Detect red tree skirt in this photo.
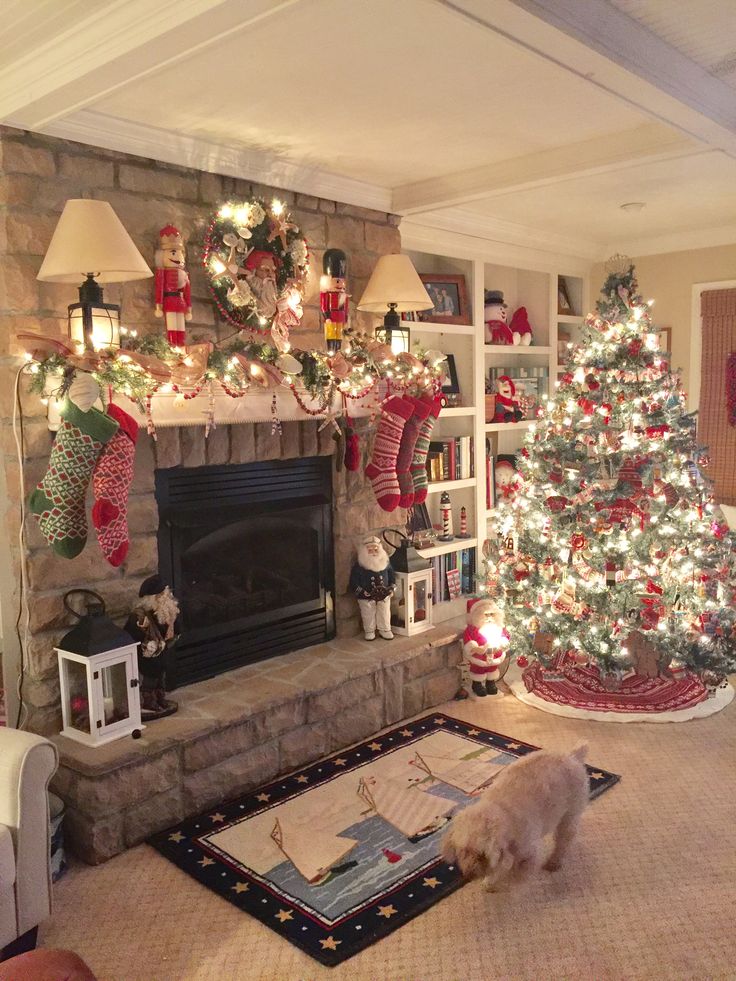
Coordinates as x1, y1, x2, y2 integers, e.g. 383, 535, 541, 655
522, 659, 708, 714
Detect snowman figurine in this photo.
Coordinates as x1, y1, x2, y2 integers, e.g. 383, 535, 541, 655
484, 290, 514, 345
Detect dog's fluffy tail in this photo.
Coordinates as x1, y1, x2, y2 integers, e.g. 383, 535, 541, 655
570, 743, 588, 763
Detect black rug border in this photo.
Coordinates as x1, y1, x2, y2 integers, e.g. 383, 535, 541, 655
149, 713, 620, 967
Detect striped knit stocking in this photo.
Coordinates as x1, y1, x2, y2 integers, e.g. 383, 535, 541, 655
396, 396, 432, 508
365, 395, 414, 511
410, 397, 442, 505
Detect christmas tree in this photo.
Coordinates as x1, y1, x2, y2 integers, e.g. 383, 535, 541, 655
489, 258, 736, 687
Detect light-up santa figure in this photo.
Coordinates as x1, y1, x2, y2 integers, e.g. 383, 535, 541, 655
463, 598, 510, 696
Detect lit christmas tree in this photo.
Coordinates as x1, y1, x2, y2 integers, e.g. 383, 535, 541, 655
489, 258, 736, 693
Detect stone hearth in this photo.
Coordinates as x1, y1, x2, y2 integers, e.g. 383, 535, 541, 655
51, 622, 463, 864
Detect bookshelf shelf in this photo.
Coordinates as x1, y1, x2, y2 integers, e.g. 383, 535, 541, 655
410, 321, 475, 335
426, 478, 476, 493
416, 537, 478, 559
484, 419, 535, 433
484, 345, 551, 355
441, 406, 476, 417
556, 314, 585, 325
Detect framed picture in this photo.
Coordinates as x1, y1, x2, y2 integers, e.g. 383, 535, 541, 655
658, 326, 672, 352
439, 353, 460, 397
557, 276, 574, 315
417, 274, 469, 324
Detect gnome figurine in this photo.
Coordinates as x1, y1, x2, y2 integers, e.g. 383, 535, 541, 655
155, 225, 192, 347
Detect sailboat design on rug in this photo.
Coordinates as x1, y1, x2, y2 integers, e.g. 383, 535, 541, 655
357, 776, 456, 841
270, 817, 358, 885
409, 751, 500, 796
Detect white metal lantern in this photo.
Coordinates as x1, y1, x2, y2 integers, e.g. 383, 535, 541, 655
57, 590, 143, 747
387, 532, 434, 636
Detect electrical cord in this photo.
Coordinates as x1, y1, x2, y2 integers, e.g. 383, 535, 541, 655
12, 363, 31, 729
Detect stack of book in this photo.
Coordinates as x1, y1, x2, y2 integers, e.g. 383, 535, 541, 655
431, 548, 476, 605
425, 436, 475, 483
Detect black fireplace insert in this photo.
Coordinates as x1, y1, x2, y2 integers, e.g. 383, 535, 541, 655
156, 457, 334, 687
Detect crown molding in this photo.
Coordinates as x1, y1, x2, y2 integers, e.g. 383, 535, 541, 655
604, 224, 736, 259
38, 110, 393, 214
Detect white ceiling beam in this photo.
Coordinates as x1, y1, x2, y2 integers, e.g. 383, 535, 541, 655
433, 0, 736, 156
1, 0, 301, 130
393, 124, 699, 215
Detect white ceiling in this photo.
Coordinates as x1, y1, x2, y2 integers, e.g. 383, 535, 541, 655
3, 0, 736, 260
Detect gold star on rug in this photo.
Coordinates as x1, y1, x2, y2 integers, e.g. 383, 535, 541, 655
368, 741, 382, 751
275, 909, 293, 923
256, 792, 270, 803
467, 728, 480, 736
168, 831, 185, 843
320, 936, 341, 951
210, 812, 225, 823
590, 771, 605, 780
506, 742, 522, 750
377, 904, 397, 919
295, 775, 309, 784
334, 757, 348, 767
423, 876, 441, 889
399, 729, 413, 737
198, 856, 215, 867
433, 718, 447, 725
232, 882, 249, 894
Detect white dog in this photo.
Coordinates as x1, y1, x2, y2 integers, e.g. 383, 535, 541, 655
441, 744, 589, 892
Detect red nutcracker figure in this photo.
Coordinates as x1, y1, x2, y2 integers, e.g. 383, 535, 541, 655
155, 225, 191, 346
320, 248, 349, 353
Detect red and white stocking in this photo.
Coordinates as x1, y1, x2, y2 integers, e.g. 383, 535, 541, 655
92, 403, 139, 567
365, 395, 414, 511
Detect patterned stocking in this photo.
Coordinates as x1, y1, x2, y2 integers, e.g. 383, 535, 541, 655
410, 397, 442, 505
92, 403, 139, 567
396, 397, 432, 508
29, 400, 119, 558
365, 395, 414, 511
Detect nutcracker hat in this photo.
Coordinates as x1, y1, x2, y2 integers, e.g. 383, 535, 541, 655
244, 249, 282, 272
497, 374, 516, 395
159, 225, 184, 249
139, 575, 168, 598
323, 248, 347, 278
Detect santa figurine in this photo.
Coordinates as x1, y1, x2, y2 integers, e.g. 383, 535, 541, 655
243, 250, 281, 320
463, 598, 510, 696
124, 575, 180, 720
349, 535, 396, 641
484, 290, 513, 345
493, 375, 524, 422
320, 248, 349, 353
154, 225, 192, 347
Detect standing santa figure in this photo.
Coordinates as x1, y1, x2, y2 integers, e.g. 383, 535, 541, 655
155, 225, 192, 346
463, 598, 509, 696
349, 535, 396, 641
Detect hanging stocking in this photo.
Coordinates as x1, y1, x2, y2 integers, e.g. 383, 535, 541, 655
365, 395, 414, 511
396, 396, 432, 508
410, 397, 442, 505
92, 403, 139, 567
29, 400, 119, 558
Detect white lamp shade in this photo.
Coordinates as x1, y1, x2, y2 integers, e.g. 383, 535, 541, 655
37, 199, 152, 283
357, 254, 433, 314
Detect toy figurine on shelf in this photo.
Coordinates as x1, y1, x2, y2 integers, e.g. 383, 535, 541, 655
463, 598, 510, 697
495, 459, 520, 501
493, 375, 524, 423
457, 505, 472, 539
509, 306, 533, 345
439, 490, 454, 541
320, 248, 349, 353
349, 535, 396, 641
124, 575, 180, 721
154, 225, 192, 347
484, 290, 513, 345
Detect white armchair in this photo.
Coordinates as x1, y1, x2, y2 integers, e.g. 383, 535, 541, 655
0, 728, 58, 958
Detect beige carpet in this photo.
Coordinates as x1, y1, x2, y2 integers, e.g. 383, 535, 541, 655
42, 682, 736, 981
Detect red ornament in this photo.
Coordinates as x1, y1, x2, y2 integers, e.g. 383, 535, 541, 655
628, 339, 643, 357
577, 397, 595, 415
545, 495, 569, 513
645, 424, 670, 439
570, 532, 587, 551
516, 654, 529, 668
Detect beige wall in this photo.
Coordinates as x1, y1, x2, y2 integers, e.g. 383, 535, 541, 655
592, 244, 736, 397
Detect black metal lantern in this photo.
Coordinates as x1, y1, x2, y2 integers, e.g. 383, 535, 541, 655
67, 274, 121, 352
375, 304, 411, 355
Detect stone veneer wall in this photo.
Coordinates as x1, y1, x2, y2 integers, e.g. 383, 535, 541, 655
0, 125, 407, 734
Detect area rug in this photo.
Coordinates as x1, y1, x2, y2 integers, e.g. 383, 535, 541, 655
510, 658, 733, 723
149, 714, 619, 966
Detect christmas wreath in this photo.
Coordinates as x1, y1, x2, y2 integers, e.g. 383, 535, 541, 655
202, 199, 309, 350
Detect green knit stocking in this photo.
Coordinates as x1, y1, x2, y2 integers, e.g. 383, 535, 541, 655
29, 399, 119, 558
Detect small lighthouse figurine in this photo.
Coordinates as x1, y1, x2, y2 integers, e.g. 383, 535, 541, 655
457, 505, 471, 539
320, 248, 349, 353
439, 491, 454, 541
154, 225, 192, 347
